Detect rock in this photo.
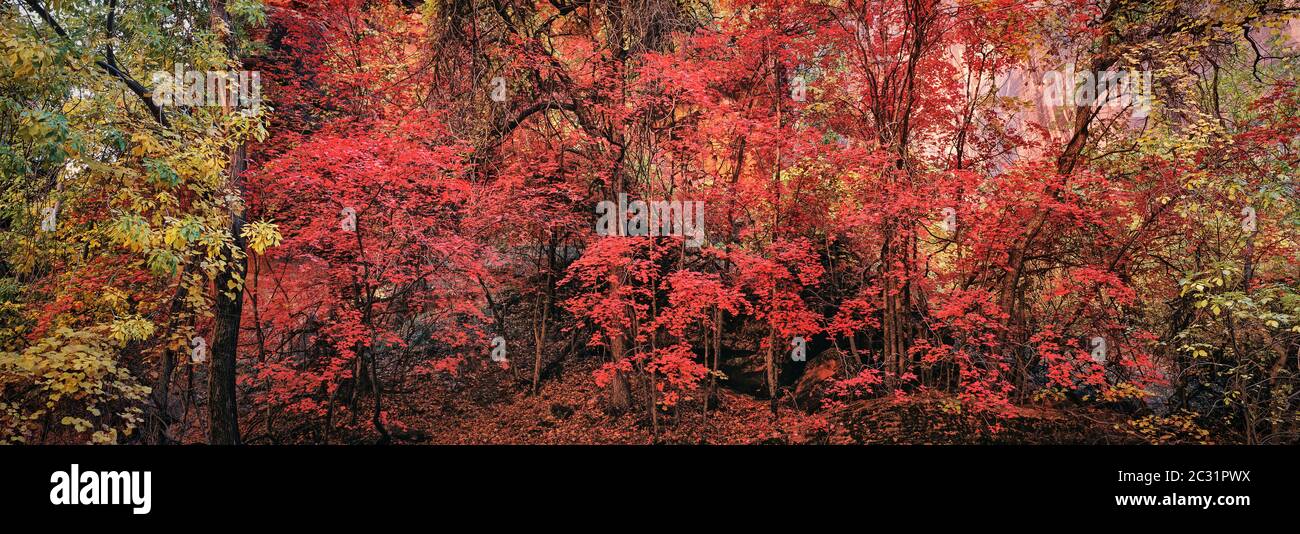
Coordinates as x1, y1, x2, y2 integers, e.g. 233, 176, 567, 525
718, 352, 769, 396
794, 348, 846, 411
715, 326, 822, 397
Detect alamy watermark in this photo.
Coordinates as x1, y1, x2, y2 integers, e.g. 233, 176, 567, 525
490, 336, 508, 362
39, 205, 57, 233
190, 336, 206, 364
50, 464, 151, 515
1090, 336, 1107, 363
595, 193, 706, 247
490, 77, 508, 102
939, 207, 957, 233
1039, 68, 1152, 118
339, 207, 357, 232
151, 66, 262, 109
1241, 206, 1257, 233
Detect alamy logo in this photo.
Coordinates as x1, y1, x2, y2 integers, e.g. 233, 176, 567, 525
151, 66, 262, 109
595, 193, 705, 247
939, 207, 957, 233
490, 335, 508, 362
1041, 68, 1152, 118
39, 205, 57, 233
49, 464, 152, 515
190, 336, 207, 363
1089, 336, 1107, 363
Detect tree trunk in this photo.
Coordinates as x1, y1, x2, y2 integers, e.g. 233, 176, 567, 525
368, 348, 390, 444
765, 324, 778, 415
208, 144, 246, 445
607, 327, 632, 412
606, 264, 632, 413
147, 261, 200, 444
531, 252, 552, 395
206, 0, 245, 445
880, 229, 909, 385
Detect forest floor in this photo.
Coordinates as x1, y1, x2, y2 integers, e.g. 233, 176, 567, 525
386, 357, 1139, 445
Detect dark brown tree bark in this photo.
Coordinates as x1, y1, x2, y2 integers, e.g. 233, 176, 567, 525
208, 146, 246, 445
206, 0, 246, 445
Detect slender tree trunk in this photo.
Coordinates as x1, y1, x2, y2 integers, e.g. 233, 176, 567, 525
607, 329, 633, 412
766, 324, 778, 415
605, 178, 632, 411
606, 266, 632, 413
148, 346, 179, 444
704, 305, 722, 422
209, 143, 245, 445
206, 0, 245, 445
768, 41, 783, 417
531, 262, 551, 395
148, 261, 200, 444
368, 348, 390, 444
881, 229, 908, 385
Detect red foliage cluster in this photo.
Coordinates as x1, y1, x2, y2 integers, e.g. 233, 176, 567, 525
208, 0, 1299, 443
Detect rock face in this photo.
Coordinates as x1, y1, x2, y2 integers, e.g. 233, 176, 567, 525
713, 324, 836, 399
718, 346, 849, 405
793, 348, 845, 412
718, 352, 770, 397
717, 350, 807, 398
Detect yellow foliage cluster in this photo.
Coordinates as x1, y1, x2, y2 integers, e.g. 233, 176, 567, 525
1119, 412, 1214, 445
0, 327, 150, 444
1100, 382, 1148, 403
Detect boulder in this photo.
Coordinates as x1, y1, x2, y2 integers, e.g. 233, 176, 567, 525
794, 348, 846, 411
